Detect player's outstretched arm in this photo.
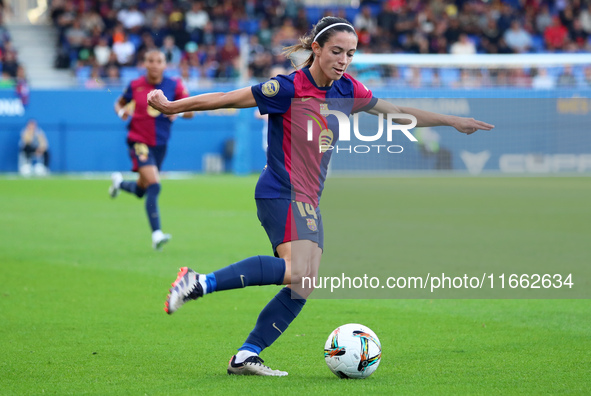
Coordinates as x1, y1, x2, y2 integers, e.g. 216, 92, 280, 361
368, 98, 494, 135
148, 87, 256, 115
114, 96, 131, 121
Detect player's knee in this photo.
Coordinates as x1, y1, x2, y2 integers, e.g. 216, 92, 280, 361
146, 182, 161, 195
290, 273, 316, 299
138, 171, 160, 189
286, 262, 314, 285
277, 244, 319, 285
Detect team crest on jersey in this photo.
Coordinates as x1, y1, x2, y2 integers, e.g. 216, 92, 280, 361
307, 218, 318, 231
319, 129, 334, 153
262, 80, 280, 97
134, 143, 150, 162
147, 105, 161, 117
126, 100, 136, 115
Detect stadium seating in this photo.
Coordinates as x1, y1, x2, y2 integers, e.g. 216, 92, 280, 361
56, 1, 591, 89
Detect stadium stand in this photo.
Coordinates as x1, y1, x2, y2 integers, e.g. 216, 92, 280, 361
0, 5, 18, 86
5, 0, 591, 89
0, 2, 35, 103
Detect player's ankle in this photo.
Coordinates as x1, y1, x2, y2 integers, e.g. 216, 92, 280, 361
235, 350, 258, 364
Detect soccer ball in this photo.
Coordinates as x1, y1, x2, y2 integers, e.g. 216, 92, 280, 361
324, 323, 382, 379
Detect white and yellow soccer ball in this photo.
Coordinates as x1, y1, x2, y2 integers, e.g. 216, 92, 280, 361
324, 323, 382, 379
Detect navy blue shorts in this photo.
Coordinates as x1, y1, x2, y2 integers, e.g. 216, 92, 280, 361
127, 141, 167, 172
256, 198, 324, 256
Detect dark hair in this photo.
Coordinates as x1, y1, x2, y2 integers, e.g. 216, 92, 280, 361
283, 17, 357, 69
144, 48, 166, 61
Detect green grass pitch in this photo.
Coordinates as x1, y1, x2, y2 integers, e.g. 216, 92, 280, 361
1, 175, 589, 395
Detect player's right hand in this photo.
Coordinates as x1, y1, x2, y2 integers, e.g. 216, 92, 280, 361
147, 89, 171, 114
118, 108, 130, 121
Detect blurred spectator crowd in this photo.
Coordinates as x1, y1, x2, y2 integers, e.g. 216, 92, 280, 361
41, 0, 591, 89
0, 3, 29, 103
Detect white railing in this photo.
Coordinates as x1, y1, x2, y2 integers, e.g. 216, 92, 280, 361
353, 53, 591, 68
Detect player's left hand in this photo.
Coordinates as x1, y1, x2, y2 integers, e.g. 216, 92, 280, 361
147, 89, 171, 114
452, 116, 495, 135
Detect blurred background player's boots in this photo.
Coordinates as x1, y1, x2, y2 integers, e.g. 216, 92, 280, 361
152, 230, 171, 251
109, 172, 123, 198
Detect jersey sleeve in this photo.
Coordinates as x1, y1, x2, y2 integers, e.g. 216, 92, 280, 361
122, 82, 133, 103
348, 75, 378, 113
251, 75, 294, 115
173, 78, 190, 100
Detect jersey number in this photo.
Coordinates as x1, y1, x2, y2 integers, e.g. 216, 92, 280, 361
295, 201, 317, 219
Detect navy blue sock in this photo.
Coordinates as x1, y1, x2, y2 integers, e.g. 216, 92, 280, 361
240, 287, 306, 353
120, 181, 146, 198
207, 256, 285, 293
145, 183, 161, 232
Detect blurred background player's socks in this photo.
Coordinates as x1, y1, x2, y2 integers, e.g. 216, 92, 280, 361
145, 183, 161, 231
201, 256, 285, 293
121, 181, 146, 198
237, 287, 306, 360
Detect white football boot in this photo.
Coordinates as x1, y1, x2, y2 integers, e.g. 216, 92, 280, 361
109, 172, 123, 198
164, 267, 202, 314
227, 355, 288, 376
152, 230, 171, 251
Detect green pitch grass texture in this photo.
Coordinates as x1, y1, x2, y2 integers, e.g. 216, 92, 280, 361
0, 176, 589, 395
319, 176, 590, 299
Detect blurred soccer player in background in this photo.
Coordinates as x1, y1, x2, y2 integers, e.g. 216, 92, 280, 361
148, 17, 493, 376
110, 49, 193, 250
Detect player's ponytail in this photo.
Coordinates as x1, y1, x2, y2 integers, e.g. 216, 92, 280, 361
283, 17, 356, 70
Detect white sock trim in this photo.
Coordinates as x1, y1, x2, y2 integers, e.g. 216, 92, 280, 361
198, 275, 208, 295
152, 230, 164, 240
235, 350, 258, 364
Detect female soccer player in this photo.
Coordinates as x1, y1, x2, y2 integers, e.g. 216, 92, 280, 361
148, 17, 494, 376
111, 49, 193, 250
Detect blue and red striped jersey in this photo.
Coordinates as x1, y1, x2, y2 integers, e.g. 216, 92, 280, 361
123, 76, 189, 146
252, 67, 376, 207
